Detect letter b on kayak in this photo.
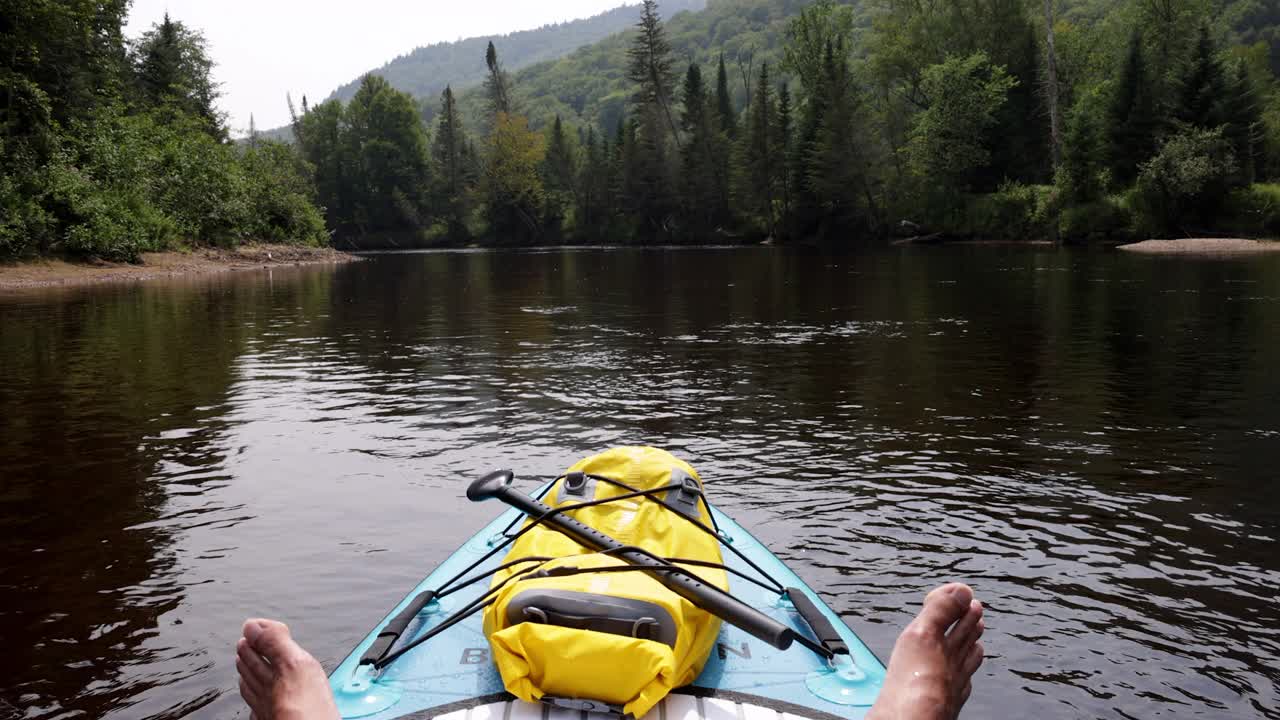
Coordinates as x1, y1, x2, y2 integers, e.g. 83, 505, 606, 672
482, 447, 728, 718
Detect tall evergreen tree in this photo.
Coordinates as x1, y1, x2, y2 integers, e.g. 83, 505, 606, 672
716, 55, 737, 138
679, 63, 720, 238
577, 126, 610, 238
807, 40, 873, 234
432, 85, 472, 238
1222, 58, 1263, 184
611, 116, 632, 227
775, 82, 795, 236
627, 0, 680, 144
1060, 92, 1109, 202
1109, 32, 1159, 185
132, 13, 224, 138
541, 115, 577, 236
484, 41, 514, 119
744, 63, 778, 237
1178, 24, 1226, 129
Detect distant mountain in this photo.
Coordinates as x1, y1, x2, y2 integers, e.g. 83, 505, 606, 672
257, 0, 705, 140
453, 0, 833, 135
326, 0, 706, 105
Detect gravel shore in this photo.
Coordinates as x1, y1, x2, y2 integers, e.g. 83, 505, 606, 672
1117, 238, 1280, 254
0, 244, 358, 291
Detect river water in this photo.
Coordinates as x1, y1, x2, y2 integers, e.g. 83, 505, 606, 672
2, 247, 1278, 719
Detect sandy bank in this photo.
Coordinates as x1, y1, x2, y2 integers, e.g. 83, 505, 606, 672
1118, 238, 1280, 254
0, 244, 358, 291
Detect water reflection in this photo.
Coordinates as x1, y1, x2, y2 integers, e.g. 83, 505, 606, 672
1, 248, 1278, 719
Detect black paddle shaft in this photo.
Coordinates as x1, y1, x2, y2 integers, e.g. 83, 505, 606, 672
466, 470, 796, 651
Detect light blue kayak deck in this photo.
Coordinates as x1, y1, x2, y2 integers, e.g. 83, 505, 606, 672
329, 491, 885, 720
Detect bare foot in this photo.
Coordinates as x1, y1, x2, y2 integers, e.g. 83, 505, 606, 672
236, 619, 341, 720
866, 583, 986, 720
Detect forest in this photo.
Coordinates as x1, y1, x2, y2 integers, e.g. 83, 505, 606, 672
293, 0, 1280, 247
5, 0, 1280, 259
1, 4, 326, 261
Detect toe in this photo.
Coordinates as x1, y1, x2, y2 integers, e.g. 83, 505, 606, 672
945, 599, 983, 655
915, 583, 974, 633
961, 640, 985, 677
237, 654, 270, 703
237, 637, 275, 684
239, 676, 267, 718
244, 619, 311, 670
959, 679, 972, 705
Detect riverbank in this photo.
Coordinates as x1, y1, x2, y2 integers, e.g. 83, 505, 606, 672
1118, 238, 1280, 254
0, 244, 358, 291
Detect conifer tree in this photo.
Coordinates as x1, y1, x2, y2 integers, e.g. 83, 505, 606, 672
716, 54, 737, 138
611, 116, 630, 217
744, 63, 777, 237
577, 126, 609, 237
1109, 32, 1159, 185
1178, 24, 1226, 129
610, 116, 640, 233
1221, 59, 1263, 184
775, 82, 794, 236
807, 41, 866, 231
484, 41, 513, 119
432, 85, 471, 238
1060, 92, 1108, 202
542, 115, 577, 235
627, 0, 680, 144
132, 13, 224, 138
680, 63, 719, 238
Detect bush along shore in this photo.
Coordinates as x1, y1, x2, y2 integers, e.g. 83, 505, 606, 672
3, 11, 328, 264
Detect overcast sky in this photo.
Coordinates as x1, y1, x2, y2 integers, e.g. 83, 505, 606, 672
124, 0, 627, 133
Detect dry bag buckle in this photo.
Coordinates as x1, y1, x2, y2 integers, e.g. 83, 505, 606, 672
561, 471, 595, 498
542, 696, 625, 716
663, 469, 703, 520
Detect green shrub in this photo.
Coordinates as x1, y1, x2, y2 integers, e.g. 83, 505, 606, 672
1132, 126, 1239, 236
1060, 196, 1133, 241
239, 141, 329, 246
0, 170, 48, 258
43, 144, 176, 262
1220, 183, 1280, 237
966, 183, 1056, 240
145, 116, 253, 246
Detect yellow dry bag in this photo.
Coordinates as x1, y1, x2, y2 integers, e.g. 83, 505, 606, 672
482, 447, 727, 718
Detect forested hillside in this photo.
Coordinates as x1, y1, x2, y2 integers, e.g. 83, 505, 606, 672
10, 0, 1280, 261
455, 0, 830, 135
2, 6, 326, 261
289, 0, 1280, 249
326, 0, 706, 107
464, 0, 1280, 142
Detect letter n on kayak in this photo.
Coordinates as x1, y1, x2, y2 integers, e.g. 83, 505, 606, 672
717, 642, 750, 660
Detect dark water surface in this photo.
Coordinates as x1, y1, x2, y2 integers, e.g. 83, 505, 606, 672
2, 247, 1279, 720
